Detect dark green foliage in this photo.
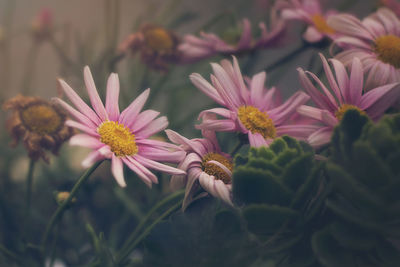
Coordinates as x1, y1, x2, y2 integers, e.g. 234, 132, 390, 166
140, 198, 257, 267
233, 136, 324, 266
314, 111, 400, 266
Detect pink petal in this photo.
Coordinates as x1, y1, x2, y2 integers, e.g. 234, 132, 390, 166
348, 57, 364, 105
65, 120, 99, 137
198, 108, 233, 120
69, 134, 103, 149
138, 146, 186, 163
82, 150, 105, 168
119, 88, 150, 126
189, 73, 225, 106
198, 173, 232, 205
54, 98, 97, 128
303, 26, 324, 43
57, 79, 101, 125
105, 73, 120, 121
112, 155, 126, 187
134, 154, 186, 176
248, 132, 268, 147
83, 66, 108, 121
308, 126, 333, 147
129, 110, 160, 132
361, 83, 400, 119
122, 157, 154, 187
196, 119, 237, 132
268, 91, 310, 125
211, 63, 241, 108
136, 116, 168, 138
165, 129, 206, 155
250, 71, 267, 107
182, 168, 202, 211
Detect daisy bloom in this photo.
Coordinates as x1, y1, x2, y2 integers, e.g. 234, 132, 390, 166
54, 66, 185, 187
166, 129, 233, 209
118, 24, 180, 71
276, 0, 338, 43
328, 8, 400, 89
3, 95, 74, 162
297, 54, 400, 147
178, 12, 285, 64
191, 56, 316, 147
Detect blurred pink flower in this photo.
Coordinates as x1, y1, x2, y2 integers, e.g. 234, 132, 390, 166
191, 56, 317, 147
328, 8, 400, 89
166, 129, 233, 209
178, 14, 286, 63
380, 0, 400, 17
54, 66, 185, 187
31, 8, 53, 41
297, 54, 400, 147
276, 0, 338, 43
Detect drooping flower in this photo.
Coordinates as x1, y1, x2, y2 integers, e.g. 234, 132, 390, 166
328, 8, 400, 89
54, 66, 185, 187
118, 24, 180, 71
297, 54, 400, 147
166, 129, 233, 209
276, 0, 338, 43
191, 57, 316, 147
3, 95, 74, 162
178, 12, 286, 63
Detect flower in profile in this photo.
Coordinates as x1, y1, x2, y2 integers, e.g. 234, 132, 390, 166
191, 57, 315, 147
3, 95, 74, 162
178, 12, 285, 63
328, 8, 400, 89
276, 0, 338, 43
166, 130, 233, 209
118, 24, 180, 71
54, 66, 185, 187
297, 54, 400, 147
31, 8, 53, 41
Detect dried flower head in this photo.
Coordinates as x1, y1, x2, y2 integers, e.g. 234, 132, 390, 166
119, 24, 180, 71
3, 95, 74, 162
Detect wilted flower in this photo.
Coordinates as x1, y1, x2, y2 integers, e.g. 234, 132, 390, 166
166, 130, 233, 209
178, 13, 285, 63
328, 8, 400, 89
191, 56, 316, 147
3, 95, 74, 162
276, 0, 338, 43
118, 24, 180, 71
31, 8, 53, 41
297, 54, 400, 147
54, 66, 185, 187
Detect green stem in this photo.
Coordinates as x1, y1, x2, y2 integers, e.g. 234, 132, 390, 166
23, 159, 35, 236
41, 160, 103, 251
230, 140, 244, 156
21, 42, 39, 94
116, 190, 184, 262
264, 42, 310, 73
116, 201, 182, 265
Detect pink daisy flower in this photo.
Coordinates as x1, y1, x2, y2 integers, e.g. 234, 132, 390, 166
191, 56, 317, 147
328, 8, 400, 89
166, 129, 233, 209
178, 14, 285, 64
276, 0, 338, 43
297, 54, 400, 147
54, 66, 185, 187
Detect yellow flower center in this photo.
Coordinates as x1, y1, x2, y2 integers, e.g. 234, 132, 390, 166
238, 105, 276, 139
97, 121, 138, 157
20, 104, 63, 135
311, 14, 335, 34
144, 27, 174, 53
374, 34, 400, 68
201, 153, 233, 184
335, 104, 366, 121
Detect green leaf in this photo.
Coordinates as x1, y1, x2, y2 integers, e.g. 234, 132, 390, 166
269, 139, 288, 155
329, 221, 378, 251
281, 153, 313, 191
233, 167, 292, 206
242, 204, 298, 235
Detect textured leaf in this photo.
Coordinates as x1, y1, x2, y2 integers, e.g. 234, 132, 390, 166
242, 204, 298, 235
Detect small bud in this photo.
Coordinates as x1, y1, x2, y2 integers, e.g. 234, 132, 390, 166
55, 191, 77, 205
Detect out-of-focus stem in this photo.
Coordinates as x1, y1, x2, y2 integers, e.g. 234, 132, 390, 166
23, 159, 35, 236
264, 42, 310, 73
21, 42, 39, 94
115, 190, 184, 263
